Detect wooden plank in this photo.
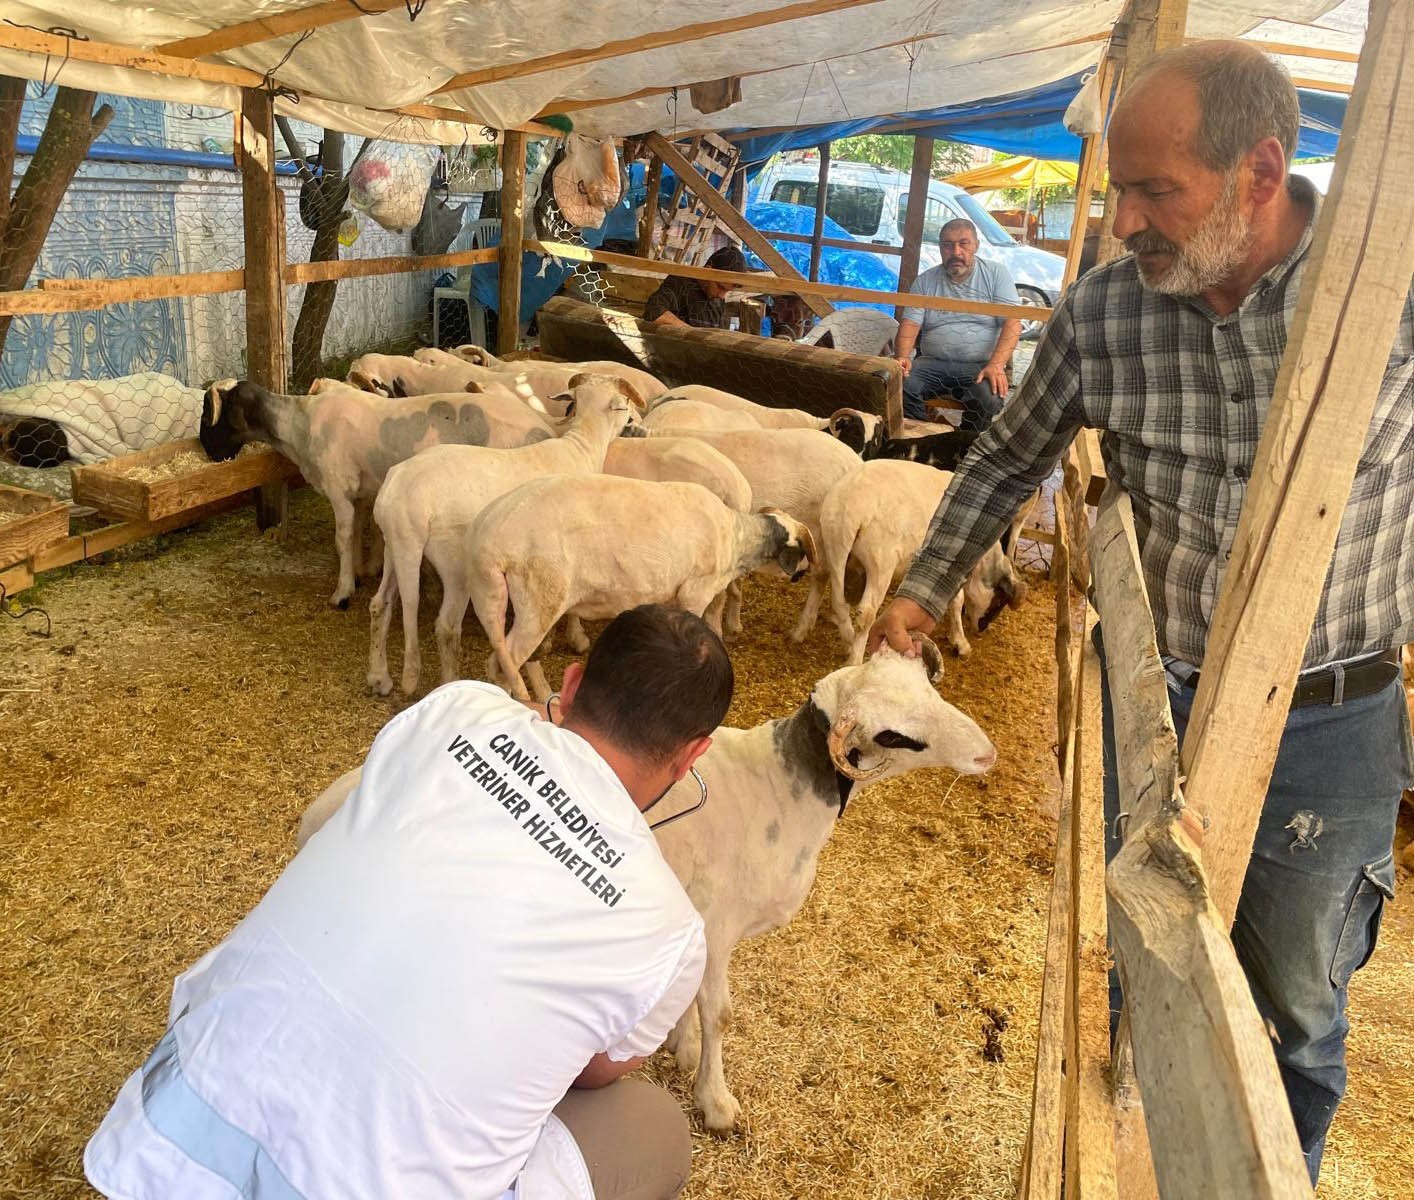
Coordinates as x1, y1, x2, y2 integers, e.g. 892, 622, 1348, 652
1069, 621, 1118, 1200
527, 241, 1048, 321
239, 87, 290, 533
0, 270, 245, 317
1063, 54, 1115, 291
433, 0, 886, 92
1288, 76, 1353, 96
1203, 37, 1359, 64
71, 440, 300, 523
758, 229, 903, 256
898, 135, 934, 297
284, 246, 497, 285
643, 133, 833, 319
158, 0, 405, 58
809, 143, 831, 283
1180, 0, 1414, 926
638, 155, 664, 256
497, 130, 529, 356
0, 484, 67, 569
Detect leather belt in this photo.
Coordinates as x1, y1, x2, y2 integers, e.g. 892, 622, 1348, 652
1178, 649, 1401, 708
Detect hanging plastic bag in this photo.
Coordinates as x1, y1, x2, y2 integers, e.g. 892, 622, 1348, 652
348, 142, 441, 233
550, 133, 621, 230
1064, 69, 1104, 138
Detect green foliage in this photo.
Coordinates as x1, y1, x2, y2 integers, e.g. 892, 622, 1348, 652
832, 135, 977, 178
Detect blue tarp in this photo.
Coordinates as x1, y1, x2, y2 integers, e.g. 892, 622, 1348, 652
741, 200, 898, 315
730, 72, 1346, 170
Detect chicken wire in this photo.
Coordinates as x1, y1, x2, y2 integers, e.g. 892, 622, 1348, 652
0, 82, 509, 498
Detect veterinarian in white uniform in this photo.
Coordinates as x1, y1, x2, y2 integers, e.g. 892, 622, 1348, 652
85, 605, 732, 1200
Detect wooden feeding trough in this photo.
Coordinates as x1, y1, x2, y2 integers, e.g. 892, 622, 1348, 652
0, 482, 69, 570
70, 439, 299, 523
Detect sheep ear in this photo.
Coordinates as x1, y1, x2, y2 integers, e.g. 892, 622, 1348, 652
567, 372, 591, 390
615, 376, 648, 412
915, 636, 946, 684
348, 369, 379, 393
464, 380, 484, 393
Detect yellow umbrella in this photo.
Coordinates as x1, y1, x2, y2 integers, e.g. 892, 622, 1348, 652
943, 156, 1081, 191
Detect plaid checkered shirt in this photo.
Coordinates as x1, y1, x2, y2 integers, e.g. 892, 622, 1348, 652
898, 177, 1414, 670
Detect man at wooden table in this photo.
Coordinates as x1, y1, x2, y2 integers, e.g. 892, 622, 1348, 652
871, 41, 1413, 1185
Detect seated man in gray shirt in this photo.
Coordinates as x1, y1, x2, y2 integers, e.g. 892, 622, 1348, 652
896, 219, 1022, 430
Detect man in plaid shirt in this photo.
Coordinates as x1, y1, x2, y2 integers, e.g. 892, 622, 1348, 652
872, 42, 1412, 1183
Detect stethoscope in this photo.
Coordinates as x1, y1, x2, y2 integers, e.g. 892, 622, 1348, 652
544, 693, 708, 831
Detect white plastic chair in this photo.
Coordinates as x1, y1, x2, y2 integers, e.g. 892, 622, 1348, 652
433, 218, 501, 348
798, 309, 899, 356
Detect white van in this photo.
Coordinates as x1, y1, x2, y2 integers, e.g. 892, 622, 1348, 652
751, 156, 1064, 329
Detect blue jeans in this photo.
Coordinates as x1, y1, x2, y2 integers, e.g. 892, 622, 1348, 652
901, 357, 1002, 429
1098, 631, 1408, 1184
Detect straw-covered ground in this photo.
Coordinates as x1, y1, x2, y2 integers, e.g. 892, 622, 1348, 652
1, 491, 1410, 1198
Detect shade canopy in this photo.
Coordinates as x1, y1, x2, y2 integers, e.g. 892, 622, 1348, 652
945, 157, 1082, 192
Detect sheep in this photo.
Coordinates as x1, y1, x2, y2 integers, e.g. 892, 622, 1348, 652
647, 384, 828, 430
640, 397, 761, 434
686, 427, 864, 642
367, 376, 639, 697
825, 408, 981, 470
199, 378, 556, 608
821, 459, 1028, 663
353, 351, 666, 413
467, 475, 816, 702
296, 642, 995, 1132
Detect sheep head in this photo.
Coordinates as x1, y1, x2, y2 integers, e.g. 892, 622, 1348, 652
200, 379, 265, 462
757, 508, 815, 583
810, 646, 995, 784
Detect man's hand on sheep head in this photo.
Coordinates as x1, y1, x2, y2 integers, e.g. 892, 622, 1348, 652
867, 597, 937, 658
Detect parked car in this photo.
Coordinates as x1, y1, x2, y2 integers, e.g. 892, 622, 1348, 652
750, 156, 1063, 337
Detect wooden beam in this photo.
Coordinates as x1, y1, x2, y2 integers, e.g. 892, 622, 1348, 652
530, 241, 1048, 319
158, 1, 405, 58
1179, 0, 1414, 926
809, 144, 831, 283
758, 229, 903, 256
497, 130, 528, 356
0, 24, 551, 138
1091, 488, 1312, 1199
0, 270, 245, 317
434, 0, 885, 93
1186, 36, 1360, 64
638, 155, 664, 256
1289, 76, 1354, 95
239, 87, 289, 532
284, 246, 497, 285
897, 136, 933, 299
643, 132, 833, 319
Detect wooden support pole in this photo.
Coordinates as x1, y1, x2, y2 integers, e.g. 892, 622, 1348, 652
898, 135, 934, 298
1092, 489, 1312, 1199
809, 143, 831, 282
643, 132, 832, 318
496, 130, 529, 356
638, 155, 663, 257
1097, 0, 1191, 265
1179, 0, 1414, 926
238, 87, 289, 533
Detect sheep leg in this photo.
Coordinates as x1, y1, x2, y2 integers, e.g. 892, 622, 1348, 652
350, 499, 369, 580
366, 546, 399, 695
561, 615, 590, 654
848, 567, 892, 666
692, 945, 742, 1133
703, 591, 727, 637
787, 568, 826, 644
668, 1002, 702, 1073
391, 538, 426, 695
524, 658, 553, 704
328, 494, 359, 609
723, 580, 743, 639
944, 591, 971, 657
435, 571, 472, 686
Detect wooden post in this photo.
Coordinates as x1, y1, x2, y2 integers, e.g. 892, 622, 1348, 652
643, 132, 832, 317
897, 135, 933, 298
1092, 490, 1313, 1200
497, 130, 528, 356
808, 142, 831, 282
638, 154, 663, 256
1178, 0, 1414, 925
238, 86, 289, 532
1096, 0, 1190, 264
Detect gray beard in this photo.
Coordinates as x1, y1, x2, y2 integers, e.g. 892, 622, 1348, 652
1128, 170, 1254, 296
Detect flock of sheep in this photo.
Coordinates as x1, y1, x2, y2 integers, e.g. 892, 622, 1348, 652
200, 345, 1027, 1128
199, 343, 1027, 702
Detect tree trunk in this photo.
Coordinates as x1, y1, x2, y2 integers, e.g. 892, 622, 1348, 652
289, 129, 348, 392
0, 83, 114, 356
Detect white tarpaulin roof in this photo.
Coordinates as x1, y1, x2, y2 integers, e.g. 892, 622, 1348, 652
0, 0, 1364, 145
